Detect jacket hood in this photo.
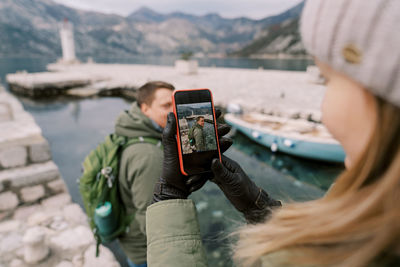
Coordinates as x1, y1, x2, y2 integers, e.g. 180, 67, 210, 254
115, 102, 162, 140
194, 123, 203, 129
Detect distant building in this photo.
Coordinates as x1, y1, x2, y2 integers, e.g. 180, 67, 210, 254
59, 18, 77, 64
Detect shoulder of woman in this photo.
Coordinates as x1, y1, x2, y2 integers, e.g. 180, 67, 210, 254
261, 250, 291, 267
260, 250, 315, 267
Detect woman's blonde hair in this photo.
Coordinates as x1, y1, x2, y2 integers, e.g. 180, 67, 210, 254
234, 97, 400, 267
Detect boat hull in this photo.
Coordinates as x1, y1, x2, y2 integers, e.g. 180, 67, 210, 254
225, 114, 345, 163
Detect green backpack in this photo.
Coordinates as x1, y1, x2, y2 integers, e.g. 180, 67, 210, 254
188, 125, 196, 146
78, 133, 161, 256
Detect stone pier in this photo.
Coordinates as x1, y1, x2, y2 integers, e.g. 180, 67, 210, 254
0, 85, 120, 267
6, 62, 326, 120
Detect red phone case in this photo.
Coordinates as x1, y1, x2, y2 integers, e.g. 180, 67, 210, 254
172, 89, 222, 176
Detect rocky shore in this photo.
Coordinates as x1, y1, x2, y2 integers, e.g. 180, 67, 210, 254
0, 85, 120, 267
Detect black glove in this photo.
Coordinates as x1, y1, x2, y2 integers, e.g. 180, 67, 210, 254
211, 156, 282, 224
153, 110, 233, 202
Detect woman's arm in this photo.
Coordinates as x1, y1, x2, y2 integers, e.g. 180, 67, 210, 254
146, 199, 208, 267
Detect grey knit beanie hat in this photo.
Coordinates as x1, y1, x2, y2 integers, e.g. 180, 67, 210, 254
300, 0, 400, 107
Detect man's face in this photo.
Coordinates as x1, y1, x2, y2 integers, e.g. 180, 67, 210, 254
197, 118, 205, 127
141, 88, 173, 128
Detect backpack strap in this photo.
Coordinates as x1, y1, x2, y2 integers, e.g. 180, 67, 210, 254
123, 136, 163, 150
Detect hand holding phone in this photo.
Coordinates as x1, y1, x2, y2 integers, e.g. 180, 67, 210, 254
153, 110, 232, 202
152, 89, 233, 203
173, 89, 222, 176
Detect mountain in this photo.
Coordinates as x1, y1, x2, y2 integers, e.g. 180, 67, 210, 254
232, 2, 306, 57
127, 7, 167, 23
0, 0, 305, 58
231, 18, 307, 58
258, 1, 304, 26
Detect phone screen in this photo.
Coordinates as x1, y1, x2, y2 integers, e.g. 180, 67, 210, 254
174, 89, 220, 175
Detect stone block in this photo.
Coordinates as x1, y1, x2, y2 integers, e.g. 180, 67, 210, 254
0, 232, 22, 256
0, 122, 42, 148
20, 185, 45, 203
63, 203, 87, 225
0, 103, 12, 122
49, 217, 69, 231
72, 254, 84, 267
50, 225, 94, 254
56, 261, 74, 267
41, 193, 71, 209
0, 220, 21, 233
0, 161, 60, 188
47, 179, 67, 194
29, 140, 51, 163
83, 245, 120, 267
27, 211, 54, 227
23, 226, 50, 264
9, 259, 24, 267
13, 204, 41, 220
0, 146, 27, 169
0, 211, 10, 221
15, 246, 24, 258
175, 59, 198, 75
0, 191, 19, 211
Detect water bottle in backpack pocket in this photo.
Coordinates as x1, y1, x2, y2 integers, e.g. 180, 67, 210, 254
94, 202, 118, 236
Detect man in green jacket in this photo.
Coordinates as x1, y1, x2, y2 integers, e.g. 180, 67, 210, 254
114, 81, 174, 267
193, 116, 206, 151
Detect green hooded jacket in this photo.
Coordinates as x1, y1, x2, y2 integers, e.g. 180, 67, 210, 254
193, 124, 206, 151
115, 102, 163, 265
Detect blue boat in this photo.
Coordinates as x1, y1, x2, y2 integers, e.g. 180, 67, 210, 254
224, 113, 345, 163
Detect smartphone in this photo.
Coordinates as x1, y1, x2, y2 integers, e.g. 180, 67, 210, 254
173, 89, 222, 176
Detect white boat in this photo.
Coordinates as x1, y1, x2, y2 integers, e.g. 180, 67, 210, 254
224, 113, 345, 163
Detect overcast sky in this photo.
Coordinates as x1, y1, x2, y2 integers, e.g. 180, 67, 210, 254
53, 0, 303, 19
